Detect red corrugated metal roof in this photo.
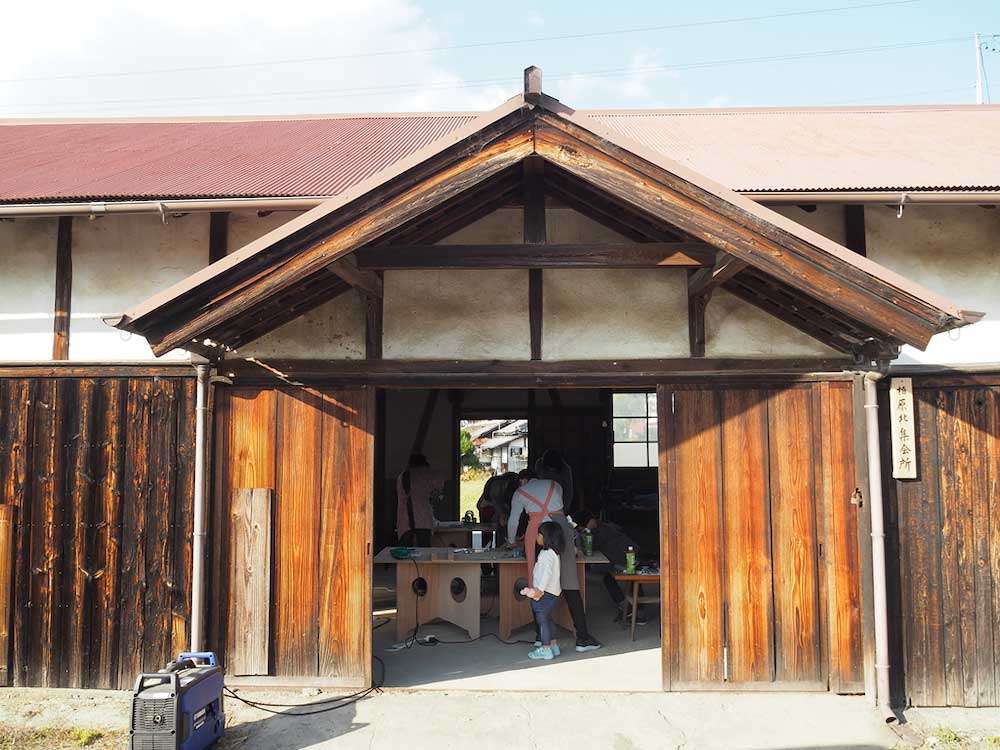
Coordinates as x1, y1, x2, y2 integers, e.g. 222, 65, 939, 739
2, 104, 999, 202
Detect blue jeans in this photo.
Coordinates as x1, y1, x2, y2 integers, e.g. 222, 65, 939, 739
530, 592, 560, 644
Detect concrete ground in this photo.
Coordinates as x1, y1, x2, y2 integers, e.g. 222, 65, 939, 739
373, 564, 662, 690
0, 686, 908, 750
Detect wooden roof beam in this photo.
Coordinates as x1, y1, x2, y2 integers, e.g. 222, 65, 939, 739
356, 242, 714, 269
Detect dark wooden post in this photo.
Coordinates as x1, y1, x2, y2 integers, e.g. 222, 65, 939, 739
365, 272, 384, 359
523, 157, 546, 360
209, 212, 229, 264
53, 216, 73, 360
845, 206, 867, 256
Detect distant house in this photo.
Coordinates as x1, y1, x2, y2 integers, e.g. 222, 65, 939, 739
476, 419, 528, 473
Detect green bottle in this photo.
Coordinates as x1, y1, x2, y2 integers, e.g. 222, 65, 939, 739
625, 545, 636, 574
581, 528, 594, 557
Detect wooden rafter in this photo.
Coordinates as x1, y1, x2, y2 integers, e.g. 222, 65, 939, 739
688, 252, 749, 298
328, 258, 383, 298
356, 242, 713, 269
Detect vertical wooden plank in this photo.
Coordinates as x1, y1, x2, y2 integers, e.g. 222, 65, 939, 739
967, 389, 995, 706
223, 389, 277, 673
62, 379, 96, 687
273, 389, 321, 676
657, 384, 673, 691
671, 389, 724, 684
844, 205, 867, 257
0, 505, 13, 686
2, 380, 33, 687
117, 379, 152, 687
141, 379, 179, 673
821, 382, 864, 692
228, 488, 271, 676
938, 389, 979, 706
318, 388, 374, 686
768, 386, 822, 683
27, 379, 64, 687
89, 379, 125, 688
720, 388, 773, 683
170, 379, 196, 659
52, 216, 73, 360
986, 387, 1000, 706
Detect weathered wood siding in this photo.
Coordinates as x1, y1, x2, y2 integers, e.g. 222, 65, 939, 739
209, 386, 373, 687
658, 381, 864, 692
0, 376, 195, 688
886, 375, 1000, 707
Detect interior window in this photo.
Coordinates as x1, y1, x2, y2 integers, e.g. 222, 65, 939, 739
611, 391, 657, 468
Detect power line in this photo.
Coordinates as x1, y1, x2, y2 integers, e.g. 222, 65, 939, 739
0, 0, 921, 85
0, 35, 973, 115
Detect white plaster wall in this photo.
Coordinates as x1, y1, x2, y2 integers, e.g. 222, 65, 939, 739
865, 205, 1000, 365
383, 269, 530, 359
0, 218, 57, 361
439, 208, 522, 244
544, 269, 689, 359
237, 291, 366, 359
69, 213, 208, 360
706, 289, 842, 358
227, 210, 305, 252
772, 204, 846, 245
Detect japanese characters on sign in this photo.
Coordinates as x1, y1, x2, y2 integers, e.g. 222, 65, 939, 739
889, 377, 917, 479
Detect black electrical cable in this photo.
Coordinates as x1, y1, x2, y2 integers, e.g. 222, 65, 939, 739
222, 656, 385, 716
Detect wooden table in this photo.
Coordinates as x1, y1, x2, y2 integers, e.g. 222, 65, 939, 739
432, 522, 496, 549
375, 547, 609, 642
375, 547, 482, 640
613, 571, 661, 641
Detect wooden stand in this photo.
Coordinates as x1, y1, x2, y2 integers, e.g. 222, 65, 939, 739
498, 561, 586, 641
393, 560, 482, 640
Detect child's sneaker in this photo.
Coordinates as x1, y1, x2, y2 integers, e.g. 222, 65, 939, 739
551, 643, 561, 657
528, 646, 554, 660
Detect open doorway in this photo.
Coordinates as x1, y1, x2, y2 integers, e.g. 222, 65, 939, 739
372, 387, 662, 691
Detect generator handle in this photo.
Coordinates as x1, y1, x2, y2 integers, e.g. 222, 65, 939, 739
132, 671, 180, 696
177, 651, 218, 667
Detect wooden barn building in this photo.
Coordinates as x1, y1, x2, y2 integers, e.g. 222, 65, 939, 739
1, 70, 998, 713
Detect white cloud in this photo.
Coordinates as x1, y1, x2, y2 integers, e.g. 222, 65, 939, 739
551, 49, 683, 108
0, 0, 517, 117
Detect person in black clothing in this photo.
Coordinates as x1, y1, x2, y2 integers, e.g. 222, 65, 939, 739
576, 511, 647, 625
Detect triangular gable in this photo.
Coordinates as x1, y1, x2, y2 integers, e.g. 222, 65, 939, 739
115, 80, 980, 359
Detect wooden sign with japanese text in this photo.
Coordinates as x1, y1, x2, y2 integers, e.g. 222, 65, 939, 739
889, 377, 917, 479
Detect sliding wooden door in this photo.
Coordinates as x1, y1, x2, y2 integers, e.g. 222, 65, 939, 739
211, 386, 374, 687
658, 382, 863, 692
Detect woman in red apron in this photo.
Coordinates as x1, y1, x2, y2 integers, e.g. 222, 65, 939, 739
508, 472, 601, 652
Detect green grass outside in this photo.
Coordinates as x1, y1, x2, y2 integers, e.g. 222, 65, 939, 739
459, 476, 488, 521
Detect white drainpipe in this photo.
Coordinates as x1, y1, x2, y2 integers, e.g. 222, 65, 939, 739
190, 364, 211, 652
863, 371, 896, 722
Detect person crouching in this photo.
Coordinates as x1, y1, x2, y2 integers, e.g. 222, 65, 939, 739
520, 521, 564, 660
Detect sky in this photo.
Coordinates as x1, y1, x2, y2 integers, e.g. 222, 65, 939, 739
1, 0, 998, 118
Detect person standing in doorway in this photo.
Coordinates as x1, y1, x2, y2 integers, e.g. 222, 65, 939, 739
536, 449, 575, 513
508, 470, 602, 652
396, 453, 441, 547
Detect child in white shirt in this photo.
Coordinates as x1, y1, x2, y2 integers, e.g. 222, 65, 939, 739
520, 521, 564, 660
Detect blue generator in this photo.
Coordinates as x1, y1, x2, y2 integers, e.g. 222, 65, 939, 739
129, 651, 225, 750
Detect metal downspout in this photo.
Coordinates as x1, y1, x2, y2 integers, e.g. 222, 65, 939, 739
190, 364, 210, 652
863, 371, 896, 722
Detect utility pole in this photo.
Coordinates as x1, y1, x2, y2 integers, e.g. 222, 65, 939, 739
975, 32, 987, 104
